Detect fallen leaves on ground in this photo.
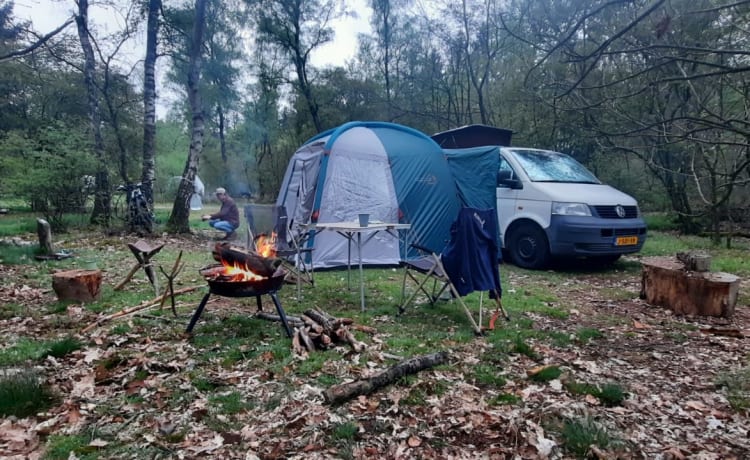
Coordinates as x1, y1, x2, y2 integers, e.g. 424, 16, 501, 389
0, 237, 748, 459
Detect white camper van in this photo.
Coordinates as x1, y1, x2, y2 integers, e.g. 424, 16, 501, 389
495, 147, 647, 269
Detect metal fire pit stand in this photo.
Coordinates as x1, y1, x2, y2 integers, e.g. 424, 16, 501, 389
185, 290, 293, 338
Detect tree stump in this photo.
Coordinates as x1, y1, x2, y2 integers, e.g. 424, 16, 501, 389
52, 269, 103, 302
37, 218, 54, 255
640, 257, 739, 317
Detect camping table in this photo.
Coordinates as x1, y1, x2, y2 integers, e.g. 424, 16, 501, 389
302, 222, 411, 311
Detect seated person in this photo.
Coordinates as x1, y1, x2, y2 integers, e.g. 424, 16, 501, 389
201, 187, 239, 240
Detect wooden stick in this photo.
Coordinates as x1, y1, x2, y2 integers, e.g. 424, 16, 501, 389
323, 351, 449, 405
159, 250, 184, 316
255, 311, 304, 327
114, 263, 141, 291
81, 285, 201, 333
298, 327, 316, 352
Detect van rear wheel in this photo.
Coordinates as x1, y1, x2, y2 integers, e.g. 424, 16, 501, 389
509, 223, 550, 269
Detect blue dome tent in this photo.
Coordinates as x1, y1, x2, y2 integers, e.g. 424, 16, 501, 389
276, 121, 464, 268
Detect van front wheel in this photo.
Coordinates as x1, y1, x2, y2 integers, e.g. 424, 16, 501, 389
508, 224, 550, 269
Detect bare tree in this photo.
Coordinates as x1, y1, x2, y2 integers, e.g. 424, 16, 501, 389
167, 0, 207, 233
74, 0, 110, 226
504, 0, 750, 234
140, 0, 162, 221
250, 0, 346, 133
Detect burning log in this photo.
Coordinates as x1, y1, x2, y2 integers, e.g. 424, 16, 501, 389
212, 243, 282, 278
323, 351, 449, 405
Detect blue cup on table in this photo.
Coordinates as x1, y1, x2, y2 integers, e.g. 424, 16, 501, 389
358, 213, 369, 227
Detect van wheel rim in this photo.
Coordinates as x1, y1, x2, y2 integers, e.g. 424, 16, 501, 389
518, 238, 537, 259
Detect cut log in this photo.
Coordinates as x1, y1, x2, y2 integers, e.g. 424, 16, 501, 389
298, 327, 316, 352
334, 327, 367, 353
323, 351, 449, 405
304, 309, 335, 333
52, 269, 102, 302
640, 257, 740, 317
676, 251, 711, 272
255, 311, 304, 328
212, 243, 282, 278
37, 218, 54, 255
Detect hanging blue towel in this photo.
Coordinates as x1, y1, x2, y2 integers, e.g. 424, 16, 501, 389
441, 208, 501, 297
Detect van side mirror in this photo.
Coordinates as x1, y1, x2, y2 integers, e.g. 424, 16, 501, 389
497, 170, 522, 189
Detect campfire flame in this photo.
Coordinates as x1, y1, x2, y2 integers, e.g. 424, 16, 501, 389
254, 232, 278, 258
219, 260, 265, 282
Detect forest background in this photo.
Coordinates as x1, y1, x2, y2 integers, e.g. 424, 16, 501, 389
0, 0, 749, 238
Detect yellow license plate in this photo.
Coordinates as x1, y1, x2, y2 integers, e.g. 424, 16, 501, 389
615, 236, 638, 246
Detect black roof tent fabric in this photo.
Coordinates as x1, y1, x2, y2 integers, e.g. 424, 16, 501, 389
431, 124, 514, 148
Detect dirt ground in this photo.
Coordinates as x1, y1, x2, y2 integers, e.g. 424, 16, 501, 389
0, 235, 748, 459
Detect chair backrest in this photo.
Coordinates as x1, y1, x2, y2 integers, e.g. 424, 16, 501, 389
243, 205, 257, 236
440, 207, 501, 297
273, 205, 293, 251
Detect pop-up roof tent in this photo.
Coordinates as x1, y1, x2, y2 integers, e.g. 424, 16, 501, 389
431, 124, 513, 148
276, 122, 501, 268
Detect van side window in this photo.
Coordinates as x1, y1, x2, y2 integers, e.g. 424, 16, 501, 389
497, 158, 516, 187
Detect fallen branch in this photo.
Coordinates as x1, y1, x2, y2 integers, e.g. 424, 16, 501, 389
81, 285, 201, 333
699, 327, 745, 338
323, 351, 449, 405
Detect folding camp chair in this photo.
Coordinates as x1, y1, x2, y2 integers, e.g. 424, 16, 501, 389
275, 205, 314, 284
399, 207, 509, 334
244, 205, 258, 251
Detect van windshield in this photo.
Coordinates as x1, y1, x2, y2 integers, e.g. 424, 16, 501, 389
510, 149, 600, 183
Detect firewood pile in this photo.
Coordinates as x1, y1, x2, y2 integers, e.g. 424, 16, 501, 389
256, 307, 368, 355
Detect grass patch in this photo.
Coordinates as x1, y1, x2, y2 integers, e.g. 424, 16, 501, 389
529, 366, 562, 382
560, 417, 620, 457
512, 337, 538, 359
0, 242, 38, 264
43, 434, 99, 460
331, 421, 359, 441
209, 391, 254, 415
0, 338, 50, 365
0, 214, 37, 238
0, 371, 56, 417
296, 351, 332, 377
564, 380, 628, 407
488, 392, 521, 406
575, 327, 603, 344
716, 366, 750, 412
46, 336, 83, 358
472, 363, 507, 387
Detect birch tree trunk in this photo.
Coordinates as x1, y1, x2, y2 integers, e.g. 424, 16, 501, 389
140, 0, 161, 227
167, 0, 207, 233
75, 0, 110, 227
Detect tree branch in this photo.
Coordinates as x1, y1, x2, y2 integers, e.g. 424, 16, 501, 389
0, 17, 75, 62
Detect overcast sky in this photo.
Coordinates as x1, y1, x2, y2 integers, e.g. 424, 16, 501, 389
14, 0, 371, 116
14, 0, 371, 67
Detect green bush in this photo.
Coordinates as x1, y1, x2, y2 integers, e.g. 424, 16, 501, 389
0, 124, 96, 232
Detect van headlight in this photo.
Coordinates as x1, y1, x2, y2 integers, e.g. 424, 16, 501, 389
552, 202, 591, 216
